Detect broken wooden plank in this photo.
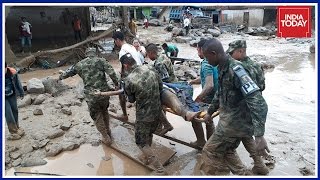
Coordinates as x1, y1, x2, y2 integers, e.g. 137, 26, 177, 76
109, 111, 203, 150
109, 125, 176, 171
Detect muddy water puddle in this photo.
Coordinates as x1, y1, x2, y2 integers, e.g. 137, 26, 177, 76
6, 144, 150, 176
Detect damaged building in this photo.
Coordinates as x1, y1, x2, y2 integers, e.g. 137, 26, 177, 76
5, 6, 91, 54
220, 6, 277, 27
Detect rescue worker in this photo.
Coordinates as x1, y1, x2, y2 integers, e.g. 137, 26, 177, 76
189, 39, 218, 148
120, 53, 167, 175
226, 40, 269, 175
146, 43, 178, 83
162, 43, 179, 59
59, 47, 127, 146
200, 38, 270, 175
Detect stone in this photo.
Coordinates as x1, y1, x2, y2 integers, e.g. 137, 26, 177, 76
165, 36, 173, 42
61, 140, 80, 151
310, 44, 315, 53
46, 144, 63, 157
71, 100, 82, 107
87, 163, 94, 168
33, 109, 43, 115
18, 95, 32, 108
148, 19, 162, 26
20, 143, 34, 154
10, 151, 21, 160
27, 78, 45, 94
60, 121, 72, 131
195, 31, 203, 36
33, 94, 46, 105
175, 36, 193, 44
22, 116, 29, 120
203, 34, 213, 39
41, 76, 69, 96
55, 104, 62, 109
172, 28, 183, 36
61, 107, 72, 115
20, 157, 47, 167
12, 157, 22, 167
189, 39, 201, 47
65, 131, 81, 139
47, 129, 65, 139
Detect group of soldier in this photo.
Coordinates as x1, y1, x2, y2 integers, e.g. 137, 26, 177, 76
59, 30, 270, 176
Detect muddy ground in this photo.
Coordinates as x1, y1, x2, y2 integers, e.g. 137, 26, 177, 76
4, 26, 316, 176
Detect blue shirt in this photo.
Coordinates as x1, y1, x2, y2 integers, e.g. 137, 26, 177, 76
200, 59, 219, 103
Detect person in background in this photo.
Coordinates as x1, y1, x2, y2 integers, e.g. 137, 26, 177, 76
143, 17, 149, 29
183, 15, 191, 36
129, 18, 138, 36
161, 43, 179, 59
19, 17, 32, 53
5, 62, 25, 140
132, 39, 146, 64
72, 15, 82, 42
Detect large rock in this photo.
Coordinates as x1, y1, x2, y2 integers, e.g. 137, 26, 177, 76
61, 140, 80, 151
189, 38, 201, 47
18, 94, 32, 108
20, 156, 47, 167
33, 94, 47, 105
175, 36, 193, 43
10, 151, 22, 160
47, 129, 65, 139
42, 76, 69, 96
46, 144, 63, 157
27, 78, 45, 94
148, 19, 162, 26
60, 121, 72, 131
207, 29, 221, 37
12, 157, 22, 167
172, 28, 183, 36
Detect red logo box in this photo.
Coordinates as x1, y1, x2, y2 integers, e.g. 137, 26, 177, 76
277, 6, 312, 38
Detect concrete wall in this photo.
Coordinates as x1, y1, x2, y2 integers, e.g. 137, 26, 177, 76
6, 6, 90, 46
221, 9, 264, 27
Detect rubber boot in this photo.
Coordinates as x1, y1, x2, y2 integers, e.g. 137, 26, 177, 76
242, 137, 269, 175
225, 150, 250, 175
190, 121, 206, 148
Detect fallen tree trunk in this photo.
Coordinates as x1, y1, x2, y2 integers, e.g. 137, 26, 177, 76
15, 25, 117, 68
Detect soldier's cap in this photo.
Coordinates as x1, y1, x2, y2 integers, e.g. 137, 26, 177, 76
226, 40, 247, 54
85, 47, 96, 55
120, 53, 135, 65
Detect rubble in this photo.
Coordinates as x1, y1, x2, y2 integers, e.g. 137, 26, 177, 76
42, 76, 69, 96
18, 95, 32, 108
47, 129, 65, 139
61, 107, 72, 115
33, 94, 47, 105
148, 19, 162, 26
33, 109, 43, 115
20, 156, 47, 167
27, 78, 45, 94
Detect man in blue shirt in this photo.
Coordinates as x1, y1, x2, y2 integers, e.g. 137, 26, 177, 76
189, 39, 218, 147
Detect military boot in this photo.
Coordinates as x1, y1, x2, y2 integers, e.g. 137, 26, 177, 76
252, 156, 269, 175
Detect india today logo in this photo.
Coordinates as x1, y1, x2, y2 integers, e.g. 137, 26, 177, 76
277, 6, 311, 38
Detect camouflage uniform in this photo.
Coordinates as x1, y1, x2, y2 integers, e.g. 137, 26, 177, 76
201, 56, 268, 175
226, 40, 269, 175
123, 65, 163, 148
60, 50, 119, 143
226, 40, 265, 91
153, 54, 178, 83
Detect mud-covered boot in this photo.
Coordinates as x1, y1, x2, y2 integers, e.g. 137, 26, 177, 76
101, 135, 112, 146
252, 156, 269, 175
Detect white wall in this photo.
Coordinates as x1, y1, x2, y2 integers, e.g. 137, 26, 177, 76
221, 9, 264, 27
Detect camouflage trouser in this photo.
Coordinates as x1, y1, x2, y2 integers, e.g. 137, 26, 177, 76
135, 120, 160, 148
242, 137, 257, 158
87, 97, 110, 139
201, 133, 247, 175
